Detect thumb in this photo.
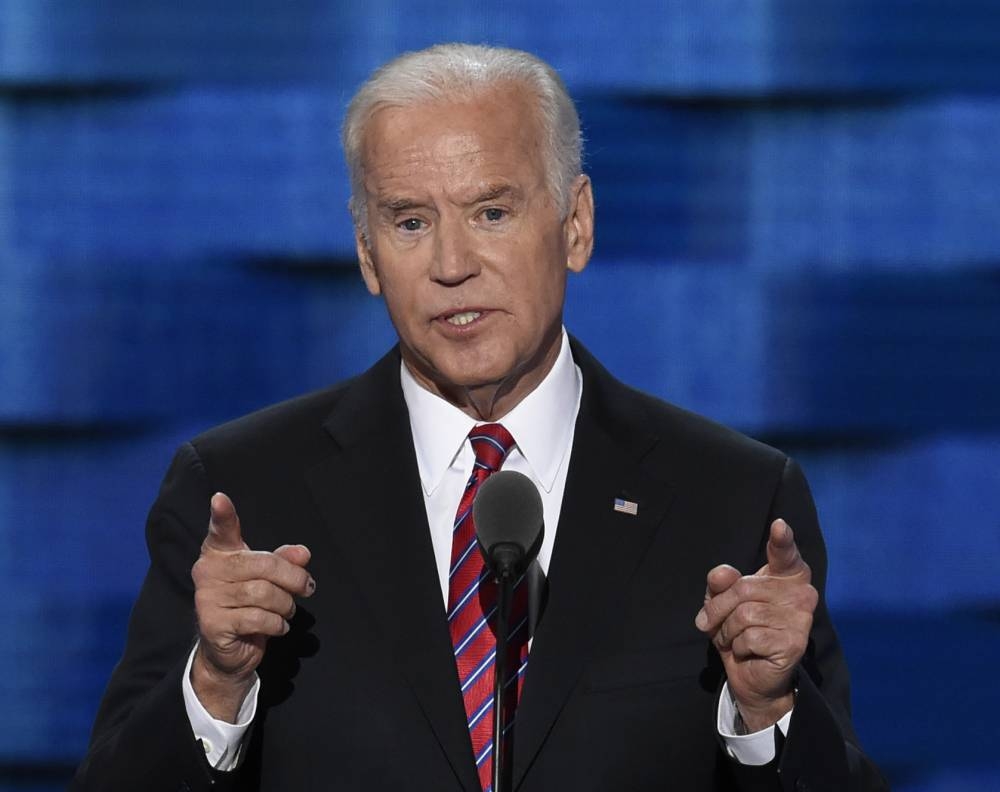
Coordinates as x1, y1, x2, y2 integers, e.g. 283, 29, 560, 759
205, 492, 245, 552
765, 519, 806, 577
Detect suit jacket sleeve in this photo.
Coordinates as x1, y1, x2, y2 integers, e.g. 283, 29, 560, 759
727, 457, 888, 792
72, 442, 239, 792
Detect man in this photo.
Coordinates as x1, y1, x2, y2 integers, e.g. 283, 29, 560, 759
74, 44, 886, 791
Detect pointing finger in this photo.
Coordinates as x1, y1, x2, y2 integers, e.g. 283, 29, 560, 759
697, 564, 741, 629
765, 519, 807, 578
274, 544, 312, 568
205, 492, 245, 552
203, 550, 315, 597
706, 564, 741, 600
274, 544, 316, 596
697, 575, 791, 633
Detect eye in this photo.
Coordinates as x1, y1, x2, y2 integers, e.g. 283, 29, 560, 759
482, 207, 507, 223
397, 217, 425, 233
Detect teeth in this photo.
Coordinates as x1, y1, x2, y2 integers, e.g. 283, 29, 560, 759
446, 311, 481, 326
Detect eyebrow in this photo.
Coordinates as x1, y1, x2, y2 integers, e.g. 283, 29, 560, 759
469, 183, 522, 205
377, 197, 427, 214
375, 183, 524, 215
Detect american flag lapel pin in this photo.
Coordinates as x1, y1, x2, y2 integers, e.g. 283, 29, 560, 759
613, 497, 638, 516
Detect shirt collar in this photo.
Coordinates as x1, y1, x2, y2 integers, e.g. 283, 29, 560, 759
400, 329, 581, 496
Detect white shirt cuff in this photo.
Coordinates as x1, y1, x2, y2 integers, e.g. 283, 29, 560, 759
181, 644, 259, 771
717, 682, 793, 766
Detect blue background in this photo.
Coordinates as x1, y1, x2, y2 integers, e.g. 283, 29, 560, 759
2, 2, 999, 789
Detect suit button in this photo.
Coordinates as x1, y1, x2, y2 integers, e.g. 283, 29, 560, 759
794, 781, 809, 791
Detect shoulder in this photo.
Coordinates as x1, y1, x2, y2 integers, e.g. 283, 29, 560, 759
634, 385, 783, 467
192, 379, 350, 452
572, 337, 789, 484
188, 346, 400, 466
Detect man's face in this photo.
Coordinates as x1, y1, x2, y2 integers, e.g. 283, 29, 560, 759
355, 83, 593, 417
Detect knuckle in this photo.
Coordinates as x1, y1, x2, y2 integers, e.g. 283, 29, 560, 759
264, 611, 284, 635
733, 632, 755, 658
244, 579, 270, 603
790, 584, 817, 613
737, 601, 759, 627
259, 553, 279, 575
233, 550, 260, 575
239, 610, 266, 634
259, 610, 278, 633
231, 613, 249, 635
742, 626, 763, 648
191, 558, 208, 585
274, 589, 293, 615
283, 566, 308, 594
248, 611, 266, 634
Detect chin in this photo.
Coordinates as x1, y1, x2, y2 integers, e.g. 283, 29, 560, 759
423, 340, 509, 379
436, 361, 512, 392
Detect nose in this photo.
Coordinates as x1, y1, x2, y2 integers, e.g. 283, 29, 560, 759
430, 216, 481, 285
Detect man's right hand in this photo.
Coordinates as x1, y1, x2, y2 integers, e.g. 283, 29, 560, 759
190, 492, 315, 722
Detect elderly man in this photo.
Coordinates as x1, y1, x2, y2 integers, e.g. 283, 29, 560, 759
74, 44, 885, 791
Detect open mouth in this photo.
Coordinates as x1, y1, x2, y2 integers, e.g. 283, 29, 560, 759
444, 310, 482, 327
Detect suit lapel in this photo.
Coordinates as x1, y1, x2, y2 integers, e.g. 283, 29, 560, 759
512, 343, 676, 788
303, 349, 480, 791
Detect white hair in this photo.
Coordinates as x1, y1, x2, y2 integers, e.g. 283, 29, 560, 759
342, 43, 583, 239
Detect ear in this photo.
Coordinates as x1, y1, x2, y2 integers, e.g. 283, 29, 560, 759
563, 174, 594, 274
355, 226, 382, 296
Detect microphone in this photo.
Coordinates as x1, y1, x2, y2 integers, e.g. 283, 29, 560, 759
472, 470, 544, 792
473, 470, 544, 579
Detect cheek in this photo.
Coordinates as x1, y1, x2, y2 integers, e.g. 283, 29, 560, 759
382, 283, 420, 326
368, 251, 423, 324
528, 244, 570, 303
503, 230, 565, 287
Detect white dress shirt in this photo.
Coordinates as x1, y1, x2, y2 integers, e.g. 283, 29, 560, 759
182, 329, 788, 769
400, 328, 581, 605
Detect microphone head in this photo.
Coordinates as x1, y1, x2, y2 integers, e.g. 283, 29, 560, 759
473, 470, 544, 577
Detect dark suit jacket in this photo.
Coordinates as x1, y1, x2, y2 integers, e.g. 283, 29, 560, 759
73, 340, 886, 791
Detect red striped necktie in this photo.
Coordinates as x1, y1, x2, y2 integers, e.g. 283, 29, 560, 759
447, 423, 529, 791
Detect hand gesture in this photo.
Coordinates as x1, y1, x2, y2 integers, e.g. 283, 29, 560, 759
695, 519, 817, 731
189, 493, 315, 721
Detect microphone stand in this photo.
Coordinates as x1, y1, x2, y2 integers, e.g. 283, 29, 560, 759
473, 472, 544, 792
490, 552, 518, 792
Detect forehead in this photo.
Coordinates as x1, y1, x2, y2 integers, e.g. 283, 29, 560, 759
360, 85, 547, 198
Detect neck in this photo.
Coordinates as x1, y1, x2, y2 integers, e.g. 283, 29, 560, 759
456, 381, 524, 422
403, 330, 563, 422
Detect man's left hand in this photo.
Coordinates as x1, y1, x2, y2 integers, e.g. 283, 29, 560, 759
695, 519, 818, 732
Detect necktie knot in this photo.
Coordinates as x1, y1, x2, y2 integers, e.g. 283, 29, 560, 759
468, 423, 516, 473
